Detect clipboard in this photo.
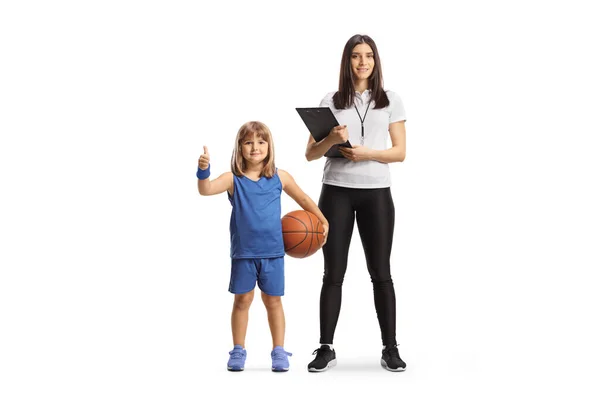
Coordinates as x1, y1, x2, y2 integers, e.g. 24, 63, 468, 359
295, 107, 352, 158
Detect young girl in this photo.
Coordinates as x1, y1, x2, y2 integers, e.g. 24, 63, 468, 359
196, 121, 329, 372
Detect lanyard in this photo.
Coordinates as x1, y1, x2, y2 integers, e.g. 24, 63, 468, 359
353, 100, 371, 145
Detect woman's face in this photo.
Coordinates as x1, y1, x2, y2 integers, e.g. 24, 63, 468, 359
350, 43, 375, 81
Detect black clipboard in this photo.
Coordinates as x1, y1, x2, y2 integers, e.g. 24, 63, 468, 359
295, 107, 351, 158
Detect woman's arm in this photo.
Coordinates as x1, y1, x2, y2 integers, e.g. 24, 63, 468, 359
278, 169, 329, 244
339, 121, 406, 163
371, 121, 406, 163
305, 125, 349, 161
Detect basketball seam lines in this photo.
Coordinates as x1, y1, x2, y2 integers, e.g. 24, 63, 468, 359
282, 215, 308, 253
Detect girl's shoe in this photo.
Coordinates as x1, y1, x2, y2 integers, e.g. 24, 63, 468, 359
227, 345, 247, 371
271, 346, 292, 372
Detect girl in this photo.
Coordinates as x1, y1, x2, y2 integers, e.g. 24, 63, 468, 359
197, 121, 329, 372
305, 34, 407, 372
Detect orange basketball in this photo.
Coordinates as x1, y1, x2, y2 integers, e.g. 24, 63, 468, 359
281, 210, 325, 258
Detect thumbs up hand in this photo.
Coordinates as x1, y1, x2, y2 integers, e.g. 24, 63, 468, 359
198, 146, 210, 170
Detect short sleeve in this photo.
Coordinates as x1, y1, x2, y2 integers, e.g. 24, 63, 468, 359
319, 92, 335, 108
387, 91, 406, 123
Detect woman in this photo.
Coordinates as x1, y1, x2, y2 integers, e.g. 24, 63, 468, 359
305, 34, 407, 372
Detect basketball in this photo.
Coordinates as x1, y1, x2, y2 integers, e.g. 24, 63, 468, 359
281, 210, 325, 258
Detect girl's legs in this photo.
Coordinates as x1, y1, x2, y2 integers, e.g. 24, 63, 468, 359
355, 188, 397, 346
231, 290, 254, 347
263, 292, 292, 372
318, 184, 356, 344
261, 292, 285, 348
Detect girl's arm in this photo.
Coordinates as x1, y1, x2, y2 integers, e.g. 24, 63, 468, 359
278, 169, 329, 244
338, 121, 406, 163
197, 172, 233, 196
197, 146, 234, 196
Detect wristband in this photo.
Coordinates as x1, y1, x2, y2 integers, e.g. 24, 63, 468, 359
196, 164, 210, 180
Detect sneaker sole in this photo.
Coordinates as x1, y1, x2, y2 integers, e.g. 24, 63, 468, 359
308, 358, 337, 372
272, 367, 289, 372
380, 359, 406, 372
227, 367, 244, 372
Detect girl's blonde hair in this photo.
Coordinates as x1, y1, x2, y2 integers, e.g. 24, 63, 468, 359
230, 121, 276, 177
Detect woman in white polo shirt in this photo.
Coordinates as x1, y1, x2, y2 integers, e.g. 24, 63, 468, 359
305, 34, 407, 373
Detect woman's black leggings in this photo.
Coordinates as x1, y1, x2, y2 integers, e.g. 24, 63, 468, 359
318, 184, 397, 346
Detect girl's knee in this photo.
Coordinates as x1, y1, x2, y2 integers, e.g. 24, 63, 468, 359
233, 291, 254, 310
261, 292, 282, 309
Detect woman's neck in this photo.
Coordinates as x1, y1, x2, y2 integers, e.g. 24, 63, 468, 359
354, 79, 369, 94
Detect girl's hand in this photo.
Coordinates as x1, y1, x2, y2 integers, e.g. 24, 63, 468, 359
198, 146, 210, 170
322, 223, 329, 246
328, 125, 349, 145
339, 145, 373, 162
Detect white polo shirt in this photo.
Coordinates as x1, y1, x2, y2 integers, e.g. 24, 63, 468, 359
319, 90, 406, 189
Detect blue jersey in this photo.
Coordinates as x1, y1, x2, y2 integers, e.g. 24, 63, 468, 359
227, 172, 285, 259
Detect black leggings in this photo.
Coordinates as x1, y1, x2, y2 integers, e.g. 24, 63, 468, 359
318, 184, 397, 346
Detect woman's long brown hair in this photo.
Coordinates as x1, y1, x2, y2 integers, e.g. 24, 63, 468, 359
333, 34, 390, 110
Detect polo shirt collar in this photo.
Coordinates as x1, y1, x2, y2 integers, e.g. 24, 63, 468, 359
355, 89, 372, 103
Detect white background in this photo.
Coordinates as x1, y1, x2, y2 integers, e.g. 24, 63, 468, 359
1, 0, 599, 399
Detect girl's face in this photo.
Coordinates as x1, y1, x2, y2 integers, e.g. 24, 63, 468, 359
241, 133, 269, 165
350, 43, 375, 81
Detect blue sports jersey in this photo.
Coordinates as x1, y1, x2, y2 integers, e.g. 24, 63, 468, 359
227, 173, 284, 259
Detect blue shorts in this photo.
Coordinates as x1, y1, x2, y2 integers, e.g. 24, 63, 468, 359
229, 257, 285, 296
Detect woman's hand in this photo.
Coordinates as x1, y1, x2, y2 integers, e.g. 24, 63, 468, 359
339, 145, 373, 162
328, 125, 349, 144
198, 146, 210, 169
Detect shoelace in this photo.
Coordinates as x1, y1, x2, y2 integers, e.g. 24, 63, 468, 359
312, 347, 329, 357
384, 345, 400, 359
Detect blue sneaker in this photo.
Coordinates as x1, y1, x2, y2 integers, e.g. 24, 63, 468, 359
271, 346, 292, 372
227, 345, 246, 371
